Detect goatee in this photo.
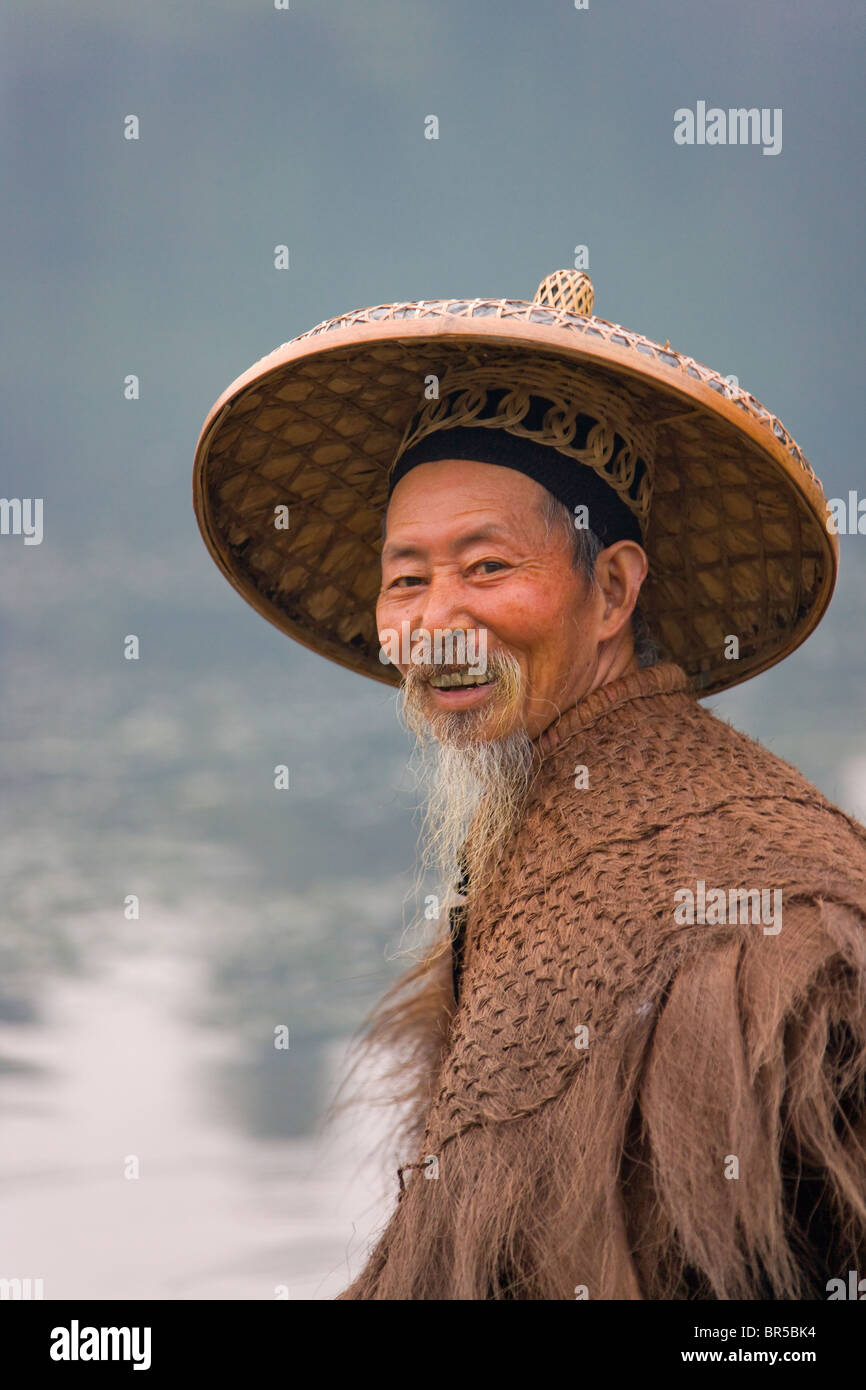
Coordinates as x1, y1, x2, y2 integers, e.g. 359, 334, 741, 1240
400, 648, 538, 905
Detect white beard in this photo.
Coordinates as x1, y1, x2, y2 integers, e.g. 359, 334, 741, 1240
400, 649, 538, 905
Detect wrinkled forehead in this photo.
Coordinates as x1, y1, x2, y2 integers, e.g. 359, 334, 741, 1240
381, 457, 550, 543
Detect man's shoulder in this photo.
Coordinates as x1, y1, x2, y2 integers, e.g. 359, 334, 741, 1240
531, 682, 866, 924
678, 695, 863, 831
687, 693, 814, 778
584, 684, 864, 849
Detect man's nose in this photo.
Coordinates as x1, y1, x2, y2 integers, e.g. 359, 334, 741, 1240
411, 571, 475, 637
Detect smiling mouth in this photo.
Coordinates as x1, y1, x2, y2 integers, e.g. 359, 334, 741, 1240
428, 671, 493, 689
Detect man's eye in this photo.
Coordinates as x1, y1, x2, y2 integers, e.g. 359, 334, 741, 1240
390, 575, 426, 588
474, 560, 507, 574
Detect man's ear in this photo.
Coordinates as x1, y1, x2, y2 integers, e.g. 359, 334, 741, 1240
594, 541, 649, 638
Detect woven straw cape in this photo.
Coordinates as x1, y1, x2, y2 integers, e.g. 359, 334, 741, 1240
192, 269, 838, 696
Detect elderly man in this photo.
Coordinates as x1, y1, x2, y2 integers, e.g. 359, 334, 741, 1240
194, 269, 866, 1300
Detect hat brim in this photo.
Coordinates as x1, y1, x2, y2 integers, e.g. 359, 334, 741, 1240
193, 301, 838, 697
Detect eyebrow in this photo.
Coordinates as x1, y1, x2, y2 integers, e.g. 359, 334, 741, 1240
381, 523, 517, 564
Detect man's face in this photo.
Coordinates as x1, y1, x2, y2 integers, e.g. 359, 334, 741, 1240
377, 458, 603, 741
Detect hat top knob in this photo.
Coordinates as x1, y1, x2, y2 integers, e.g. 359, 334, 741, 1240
534, 268, 594, 318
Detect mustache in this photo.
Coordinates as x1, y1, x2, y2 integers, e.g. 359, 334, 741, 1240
402, 646, 517, 690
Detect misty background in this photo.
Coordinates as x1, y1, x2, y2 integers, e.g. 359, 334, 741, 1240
1, 0, 864, 1298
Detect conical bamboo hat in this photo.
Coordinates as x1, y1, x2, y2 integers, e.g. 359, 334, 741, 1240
193, 269, 838, 696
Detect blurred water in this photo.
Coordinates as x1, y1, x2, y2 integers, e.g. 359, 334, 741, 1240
0, 947, 396, 1300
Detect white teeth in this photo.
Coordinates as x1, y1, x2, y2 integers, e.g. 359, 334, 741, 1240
429, 672, 492, 689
